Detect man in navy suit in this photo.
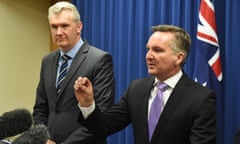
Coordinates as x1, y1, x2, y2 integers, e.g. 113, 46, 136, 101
74, 25, 216, 144
32, 2, 115, 144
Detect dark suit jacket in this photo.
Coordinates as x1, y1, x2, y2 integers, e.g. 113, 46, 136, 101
79, 73, 216, 144
33, 41, 115, 144
234, 129, 240, 144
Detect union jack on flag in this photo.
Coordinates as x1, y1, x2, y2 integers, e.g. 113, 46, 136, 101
193, 0, 223, 87
192, 0, 223, 143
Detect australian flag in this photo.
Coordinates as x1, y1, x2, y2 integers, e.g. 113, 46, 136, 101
193, 0, 223, 143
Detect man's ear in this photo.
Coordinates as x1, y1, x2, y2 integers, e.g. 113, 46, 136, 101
175, 52, 185, 66
77, 21, 83, 35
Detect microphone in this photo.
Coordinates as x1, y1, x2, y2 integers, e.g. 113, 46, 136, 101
12, 124, 50, 144
0, 109, 33, 139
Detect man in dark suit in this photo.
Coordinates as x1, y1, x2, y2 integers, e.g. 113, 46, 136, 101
74, 25, 216, 144
32, 1, 115, 144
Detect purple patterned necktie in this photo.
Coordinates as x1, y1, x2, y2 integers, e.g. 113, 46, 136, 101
148, 82, 168, 141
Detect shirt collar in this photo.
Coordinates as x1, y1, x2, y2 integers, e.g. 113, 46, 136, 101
59, 38, 84, 58
153, 70, 183, 89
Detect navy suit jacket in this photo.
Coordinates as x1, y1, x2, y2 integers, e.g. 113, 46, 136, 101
33, 41, 115, 144
79, 73, 216, 144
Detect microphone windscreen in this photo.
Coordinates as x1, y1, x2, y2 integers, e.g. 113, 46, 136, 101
0, 109, 33, 139
12, 124, 50, 144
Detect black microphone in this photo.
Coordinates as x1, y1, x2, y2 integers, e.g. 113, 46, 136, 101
12, 124, 50, 144
0, 109, 33, 139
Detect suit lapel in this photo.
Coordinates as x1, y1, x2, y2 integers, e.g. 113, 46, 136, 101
133, 76, 154, 144
142, 77, 155, 143
150, 74, 190, 143
56, 41, 89, 98
46, 51, 59, 102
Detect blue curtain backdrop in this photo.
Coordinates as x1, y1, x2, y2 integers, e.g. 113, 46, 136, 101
72, 0, 240, 144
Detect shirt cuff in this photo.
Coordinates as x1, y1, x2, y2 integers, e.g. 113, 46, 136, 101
78, 102, 95, 119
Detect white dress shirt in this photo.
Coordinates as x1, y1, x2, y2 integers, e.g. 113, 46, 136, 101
148, 70, 183, 119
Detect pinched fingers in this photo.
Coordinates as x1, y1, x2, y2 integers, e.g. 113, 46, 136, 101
74, 77, 94, 107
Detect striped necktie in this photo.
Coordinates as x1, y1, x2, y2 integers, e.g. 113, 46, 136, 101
56, 54, 71, 95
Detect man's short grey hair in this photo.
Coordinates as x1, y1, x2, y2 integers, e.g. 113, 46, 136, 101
48, 1, 81, 22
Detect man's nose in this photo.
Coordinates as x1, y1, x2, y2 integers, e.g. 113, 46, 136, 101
146, 50, 153, 59
56, 27, 63, 35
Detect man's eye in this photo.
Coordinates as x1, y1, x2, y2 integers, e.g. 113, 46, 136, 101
154, 49, 161, 52
153, 47, 164, 52
62, 25, 69, 28
51, 25, 57, 30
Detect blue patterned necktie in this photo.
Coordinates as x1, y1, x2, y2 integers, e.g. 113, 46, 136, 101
56, 54, 71, 95
148, 82, 168, 141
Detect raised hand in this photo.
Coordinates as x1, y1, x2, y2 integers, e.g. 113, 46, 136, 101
74, 77, 94, 107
